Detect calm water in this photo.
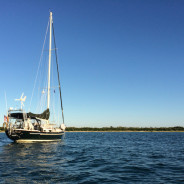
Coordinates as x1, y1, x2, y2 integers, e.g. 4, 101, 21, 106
0, 132, 184, 183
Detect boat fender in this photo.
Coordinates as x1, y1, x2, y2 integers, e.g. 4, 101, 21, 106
60, 123, 66, 131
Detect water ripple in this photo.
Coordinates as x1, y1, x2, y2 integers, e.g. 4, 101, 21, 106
0, 132, 184, 183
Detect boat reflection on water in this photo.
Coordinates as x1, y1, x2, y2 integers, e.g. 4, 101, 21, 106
0, 138, 66, 183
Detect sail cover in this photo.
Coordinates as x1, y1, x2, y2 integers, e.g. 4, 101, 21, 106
8, 109, 50, 120
27, 109, 50, 120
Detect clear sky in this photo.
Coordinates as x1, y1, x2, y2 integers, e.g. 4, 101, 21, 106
0, 0, 184, 127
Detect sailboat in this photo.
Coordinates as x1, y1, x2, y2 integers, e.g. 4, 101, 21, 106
4, 12, 66, 142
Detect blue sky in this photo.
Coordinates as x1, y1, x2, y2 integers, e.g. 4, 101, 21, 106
1, 0, 184, 127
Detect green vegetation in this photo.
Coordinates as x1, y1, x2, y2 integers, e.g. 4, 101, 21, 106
1, 126, 184, 132
65, 126, 184, 132
0, 127, 5, 132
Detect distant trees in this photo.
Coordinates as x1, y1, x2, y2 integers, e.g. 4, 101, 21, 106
65, 126, 184, 132
0, 127, 5, 131
0, 126, 184, 132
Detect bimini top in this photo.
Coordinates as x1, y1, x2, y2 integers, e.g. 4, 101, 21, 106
8, 108, 50, 120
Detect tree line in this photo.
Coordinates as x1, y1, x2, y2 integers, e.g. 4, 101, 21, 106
1, 126, 184, 132
65, 126, 184, 132
0, 127, 5, 131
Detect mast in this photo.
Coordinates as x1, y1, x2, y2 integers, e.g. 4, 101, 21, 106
47, 11, 52, 109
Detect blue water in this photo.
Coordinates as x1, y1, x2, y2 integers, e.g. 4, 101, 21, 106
0, 132, 184, 183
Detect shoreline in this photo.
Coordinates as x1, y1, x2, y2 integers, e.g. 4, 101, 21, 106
1, 130, 184, 133
66, 131, 184, 132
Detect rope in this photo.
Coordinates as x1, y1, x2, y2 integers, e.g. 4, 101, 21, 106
52, 22, 65, 125
29, 18, 50, 112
